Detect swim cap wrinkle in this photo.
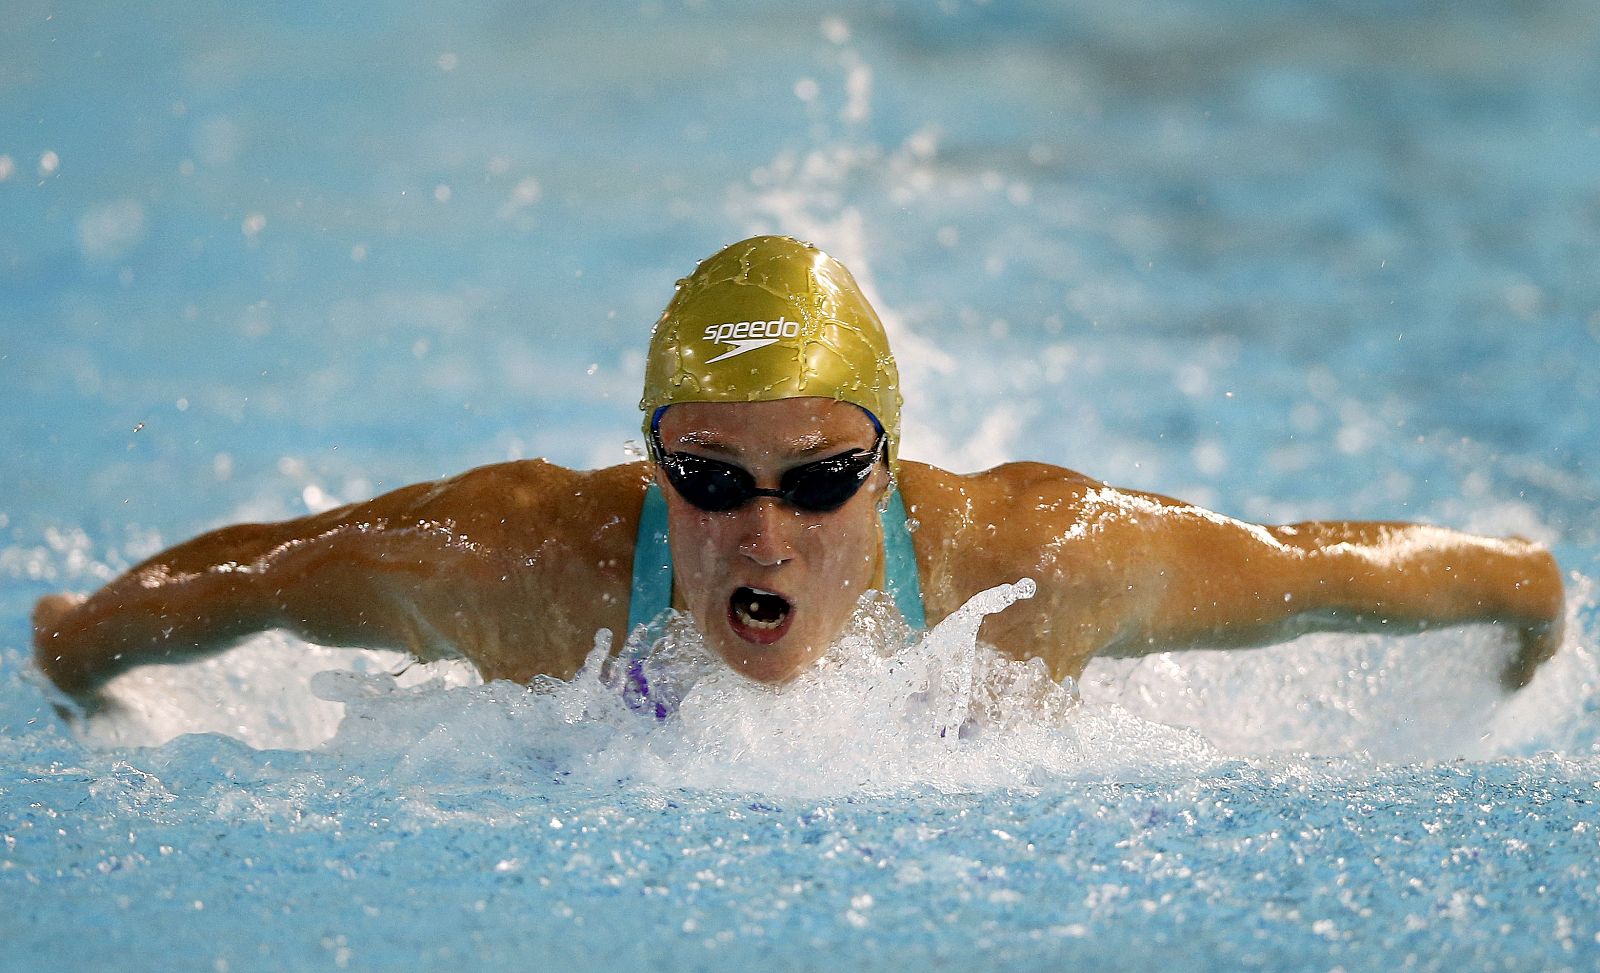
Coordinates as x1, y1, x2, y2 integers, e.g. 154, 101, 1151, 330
641, 235, 902, 466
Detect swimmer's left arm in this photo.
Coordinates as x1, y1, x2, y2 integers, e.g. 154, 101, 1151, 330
1108, 503, 1565, 689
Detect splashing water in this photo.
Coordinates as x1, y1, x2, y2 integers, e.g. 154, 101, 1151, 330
247, 580, 1214, 805
65, 570, 1597, 797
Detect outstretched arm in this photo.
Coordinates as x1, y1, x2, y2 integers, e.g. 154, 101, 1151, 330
31, 481, 454, 698
1116, 503, 1564, 689
890, 463, 1563, 690
32, 460, 644, 700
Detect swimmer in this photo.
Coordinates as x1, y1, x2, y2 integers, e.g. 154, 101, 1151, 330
32, 236, 1565, 708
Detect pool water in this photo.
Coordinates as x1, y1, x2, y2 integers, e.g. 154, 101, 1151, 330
4, 0, 1600, 970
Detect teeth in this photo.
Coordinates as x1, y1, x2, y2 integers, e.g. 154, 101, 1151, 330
736, 605, 783, 630
733, 588, 789, 629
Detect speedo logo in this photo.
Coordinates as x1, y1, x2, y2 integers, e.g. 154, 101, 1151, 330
702, 316, 806, 364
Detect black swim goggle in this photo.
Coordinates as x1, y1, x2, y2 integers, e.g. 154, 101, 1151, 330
649, 411, 886, 514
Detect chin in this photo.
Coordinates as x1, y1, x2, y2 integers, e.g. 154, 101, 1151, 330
713, 636, 819, 684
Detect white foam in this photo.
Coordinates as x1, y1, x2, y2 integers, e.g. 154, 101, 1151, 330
1084, 571, 1600, 762
73, 572, 1598, 795
291, 580, 1225, 801
77, 635, 480, 750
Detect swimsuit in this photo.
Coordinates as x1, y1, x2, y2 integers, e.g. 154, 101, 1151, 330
621, 482, 926, 717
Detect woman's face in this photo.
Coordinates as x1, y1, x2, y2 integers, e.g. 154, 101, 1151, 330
654, 397, 888, 682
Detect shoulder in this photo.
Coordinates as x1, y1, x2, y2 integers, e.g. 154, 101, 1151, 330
897, 459, 1108, 518
403, 459, 650, 519
902, 459, 1194, 516
331, 459, 653, 555
894, 460, 1116, 588
895, 459, 1190, 575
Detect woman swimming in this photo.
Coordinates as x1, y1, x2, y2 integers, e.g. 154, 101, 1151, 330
32, 236, 1565, 703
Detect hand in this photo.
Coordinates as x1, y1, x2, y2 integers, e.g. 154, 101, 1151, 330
31, 592, 87, 691
1502, 617, 1563, 691
33, 591, 85, 632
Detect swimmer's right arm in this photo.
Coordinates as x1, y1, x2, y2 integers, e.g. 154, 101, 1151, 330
31, 461, 644, 700
30, 483, 449, 698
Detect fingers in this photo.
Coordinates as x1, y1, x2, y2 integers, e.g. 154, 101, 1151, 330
32, 592, 87, 640
1501, 619, 1563, 692
31, 592, 89, 695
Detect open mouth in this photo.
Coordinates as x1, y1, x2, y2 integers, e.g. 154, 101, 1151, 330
727, 586, 794, 646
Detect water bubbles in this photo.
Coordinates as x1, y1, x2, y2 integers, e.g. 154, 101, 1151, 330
301, 484, 331, 512
498, 177, 541, 220
840, 58, 872, 126
38, 150, 60, 177
78, 199, 146, 262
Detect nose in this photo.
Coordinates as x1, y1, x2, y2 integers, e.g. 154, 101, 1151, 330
738, 497, 796, 566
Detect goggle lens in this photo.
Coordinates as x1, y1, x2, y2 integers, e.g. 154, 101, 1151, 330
651, 426, 884, 514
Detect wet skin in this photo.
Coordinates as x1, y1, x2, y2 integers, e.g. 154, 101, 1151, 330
33, 398, 1565, 701
653, 400, 889, 682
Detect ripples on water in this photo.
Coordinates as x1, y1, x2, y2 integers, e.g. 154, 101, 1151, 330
6, 0, 1600, 968
7, 563, 1598, 971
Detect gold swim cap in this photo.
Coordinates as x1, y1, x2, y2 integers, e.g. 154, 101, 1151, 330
640, 235, 903, 467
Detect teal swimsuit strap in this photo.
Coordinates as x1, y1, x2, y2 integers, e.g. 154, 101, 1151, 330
880, 485, 927, 629
627, 482, 675, 639
626, 482, 926, 637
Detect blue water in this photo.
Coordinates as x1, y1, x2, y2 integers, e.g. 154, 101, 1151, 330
4, 1, 1600, 970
